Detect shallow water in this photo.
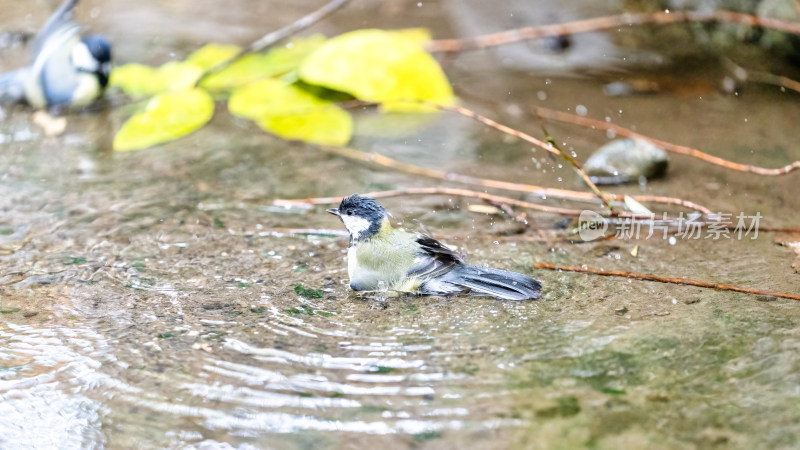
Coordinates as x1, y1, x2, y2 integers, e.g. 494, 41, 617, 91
2, 0, 800, 449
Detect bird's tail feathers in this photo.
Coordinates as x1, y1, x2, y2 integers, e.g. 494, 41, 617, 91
0, 69, 26, 105
447, 265, 541, 301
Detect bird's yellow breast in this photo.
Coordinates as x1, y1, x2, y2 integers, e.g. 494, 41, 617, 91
347, 220, 420, 292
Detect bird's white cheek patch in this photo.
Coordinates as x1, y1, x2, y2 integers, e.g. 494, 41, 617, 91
72, 42, 99, 72
340, 215, 371, 240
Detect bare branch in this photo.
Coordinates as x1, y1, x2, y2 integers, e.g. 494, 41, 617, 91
535, 107, 800, 176
428, 10, 800, 53
535, 262, 800, 301
198, 0, 350, 83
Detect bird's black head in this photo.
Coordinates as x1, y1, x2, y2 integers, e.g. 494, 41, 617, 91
327, 194, 387, 243
80, 35, 112, 86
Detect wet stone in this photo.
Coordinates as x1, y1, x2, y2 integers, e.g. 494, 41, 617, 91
583, 138, 669, 185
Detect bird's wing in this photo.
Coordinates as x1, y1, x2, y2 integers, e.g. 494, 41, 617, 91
28, 24, 81, 107
31, 0, 79, 59
406, 234, 463, 280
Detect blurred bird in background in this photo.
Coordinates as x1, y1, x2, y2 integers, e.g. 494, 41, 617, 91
0, 0, 111, 110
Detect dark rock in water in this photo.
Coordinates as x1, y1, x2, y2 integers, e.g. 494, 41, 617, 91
583, 138, 669, 185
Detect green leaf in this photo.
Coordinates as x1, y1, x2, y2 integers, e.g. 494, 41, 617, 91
299, 29, 454, 111
201, 35, 326, 92
62, 256, 87, 265
229, 79, 352, 145
294, 284, 324, 298
186, 43, 242, 71
113, 88, 215, 151
110, 61, 203, 97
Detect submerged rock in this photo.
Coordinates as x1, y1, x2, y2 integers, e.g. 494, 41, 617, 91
583, 138, 669, 185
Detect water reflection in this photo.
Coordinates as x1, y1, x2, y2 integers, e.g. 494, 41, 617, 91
0, 323, 115, 449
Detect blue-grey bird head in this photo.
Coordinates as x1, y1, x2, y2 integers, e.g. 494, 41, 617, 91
77, 35, 112, 87
327, 194, 388, 242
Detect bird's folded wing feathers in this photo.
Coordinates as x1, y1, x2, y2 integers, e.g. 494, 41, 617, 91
406, 234, 462, 280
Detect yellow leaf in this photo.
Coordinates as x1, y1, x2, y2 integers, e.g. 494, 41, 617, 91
299, 29, 454, 111
186, 43, 241, 71
156, 62, 203, 91
392, 28, 432, 45
110, 61, 202, 98
109, 63, 158, 96
256, 111, 351, 146
201, 35, 326, 92
113, 88, 215, 151
229, 79, 352, 146
261, 35, 327, 74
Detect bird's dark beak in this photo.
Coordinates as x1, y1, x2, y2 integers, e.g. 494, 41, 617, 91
327, 208, 340, 216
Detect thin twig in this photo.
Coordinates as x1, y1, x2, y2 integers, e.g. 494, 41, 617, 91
724, 58, 800, 95
430, 103, 612, 208
248, 0, 349, 53
629, 195, 711, 215
332, 99, 713, 214
272, 188, 800, 234
312, 145, 715, 214
427, 10, 800, 52
273, 187, 715, 220
535, 262, 800, 301
198, 0, 350, 83
273, 187, 589, 216
535, 107, 800, 176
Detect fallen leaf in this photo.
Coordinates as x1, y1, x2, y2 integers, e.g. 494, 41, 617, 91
201, 35, 326, 92
186, 43, 241, 71
32, 111, 67, 136
299, 29, 455, 111
623, 195, 653, 216
110, 61, 203, 97
229, 79, 352, 145
775, 232, 800, 274
468, 204, 501, 215
113, 88, 215, 151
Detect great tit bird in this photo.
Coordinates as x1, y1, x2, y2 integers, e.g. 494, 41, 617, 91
328, 194, 541, 301
0, 0, 111, 109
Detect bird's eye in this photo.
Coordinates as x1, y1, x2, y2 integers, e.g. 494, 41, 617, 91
346, 210, 353, 216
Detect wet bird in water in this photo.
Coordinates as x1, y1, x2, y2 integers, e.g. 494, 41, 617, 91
0, 0, 112, 109
328, 194, 541, 301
